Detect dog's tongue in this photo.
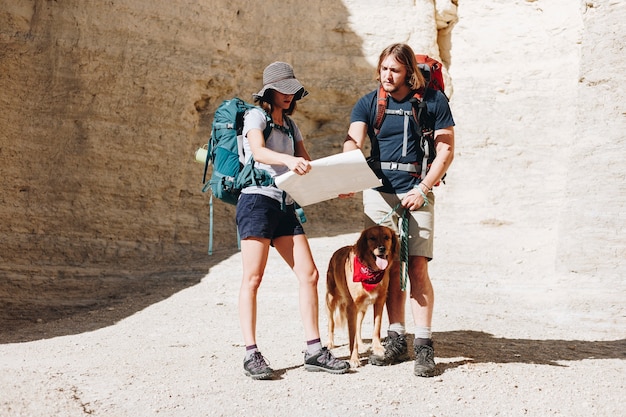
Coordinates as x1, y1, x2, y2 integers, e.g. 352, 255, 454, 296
375, 256, 388, 270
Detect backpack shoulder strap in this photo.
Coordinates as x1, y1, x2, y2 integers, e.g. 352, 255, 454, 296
410, 88, 426, 129
240, 107, 273, 163
370, 87, 425, 162
374, 86, 426, 132
245, 106, 273, 140
283, 115, 295, 141
260, 108, 273, 139
373, 84, 387, 134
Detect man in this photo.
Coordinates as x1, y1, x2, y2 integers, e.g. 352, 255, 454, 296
343, 43, 455, 377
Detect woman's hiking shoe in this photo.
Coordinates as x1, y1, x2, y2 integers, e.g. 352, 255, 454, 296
243, 351, 274, 380
304, 347, 350, 374
369, 331, 410, 366
413, 344, 436, 377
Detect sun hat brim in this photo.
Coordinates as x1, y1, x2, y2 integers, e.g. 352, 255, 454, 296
253, 78, 308, 101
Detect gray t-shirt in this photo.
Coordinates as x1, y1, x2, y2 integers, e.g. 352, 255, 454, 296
241, 107, 303, 203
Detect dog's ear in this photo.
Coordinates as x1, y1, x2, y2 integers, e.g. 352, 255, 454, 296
389, 228, 399, 257
355, 228, 371, 260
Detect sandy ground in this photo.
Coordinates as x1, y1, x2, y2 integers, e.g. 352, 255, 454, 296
1, 233, 624, 417
1, 1, 625, 416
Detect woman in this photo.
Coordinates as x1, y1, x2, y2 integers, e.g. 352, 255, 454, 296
237, 61, 349, 380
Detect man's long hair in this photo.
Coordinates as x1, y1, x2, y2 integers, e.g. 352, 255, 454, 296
376, 43, 426, 90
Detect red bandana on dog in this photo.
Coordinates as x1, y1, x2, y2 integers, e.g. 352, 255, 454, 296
353, 256, 388, 292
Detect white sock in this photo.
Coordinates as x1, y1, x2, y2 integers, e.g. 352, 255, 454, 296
306, 338, 323, 354
414, 326, 432, 339
245, 344, 259, 360
389, 322, 406, 335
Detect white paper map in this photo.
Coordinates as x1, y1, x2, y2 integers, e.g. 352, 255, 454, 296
275, 149, 381, 207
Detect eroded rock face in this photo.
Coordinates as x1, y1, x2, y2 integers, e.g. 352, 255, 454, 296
1, 0, 624, 331
0, 0, 450, 324
0, 1, 453, 268
0, 2, 386, 268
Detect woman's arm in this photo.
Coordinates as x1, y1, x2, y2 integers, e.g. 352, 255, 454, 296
247, 128, 311, 175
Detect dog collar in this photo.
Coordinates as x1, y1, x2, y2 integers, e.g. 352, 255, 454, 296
353, 256, 385, 292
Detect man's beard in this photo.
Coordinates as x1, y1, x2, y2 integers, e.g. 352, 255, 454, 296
382, 82, 398, 93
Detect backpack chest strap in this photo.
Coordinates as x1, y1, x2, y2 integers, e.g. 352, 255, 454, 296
384, 108, 413, 157
379, 161, 418, 172
368, 161, 418, 173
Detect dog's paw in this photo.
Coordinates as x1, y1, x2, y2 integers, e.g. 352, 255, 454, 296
372, 345, 385, 357
349, 358, 361, 368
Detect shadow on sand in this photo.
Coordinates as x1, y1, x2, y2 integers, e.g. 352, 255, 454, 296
429, 330, 625, 375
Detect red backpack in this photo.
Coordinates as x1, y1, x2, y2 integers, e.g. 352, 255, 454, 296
416, 54, 445, 93
370, 54, 447, 185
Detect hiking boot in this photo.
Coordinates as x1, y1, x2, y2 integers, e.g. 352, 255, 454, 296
304, 347, 350, 374
369, 331, 410, 366
413, 344, 436, 377
243, 351, 274, 380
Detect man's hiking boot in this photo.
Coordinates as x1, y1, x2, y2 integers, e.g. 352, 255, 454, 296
243, 351, 274, 380
369, 331, 410, 366
304, 347, 350, 374
413, 344, 436, 377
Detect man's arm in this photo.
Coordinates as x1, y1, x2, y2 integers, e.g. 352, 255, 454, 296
420, 126, 454, 190
343, 121, 368, 152
402, 126, 454, 210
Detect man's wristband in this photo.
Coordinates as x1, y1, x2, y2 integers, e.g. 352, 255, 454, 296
414, 185, 430, 207
416, 182, 432, 194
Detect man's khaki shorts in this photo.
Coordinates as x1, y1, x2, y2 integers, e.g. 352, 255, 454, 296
363, 188, 435, 259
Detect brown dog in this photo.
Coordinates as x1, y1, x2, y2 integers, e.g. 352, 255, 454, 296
326, 225, 399, 367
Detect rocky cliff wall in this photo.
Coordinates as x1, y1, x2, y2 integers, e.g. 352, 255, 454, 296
557, 1, 625, 276
0, 0, 453, 324
0, 0, 454, 271
1, 0, 443, 274
1, 0, 624, 329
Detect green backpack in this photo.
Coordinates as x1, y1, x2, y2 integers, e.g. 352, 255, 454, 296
200, 97, 295, 254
